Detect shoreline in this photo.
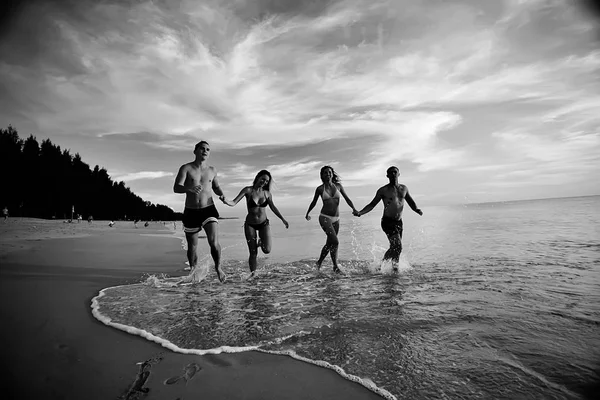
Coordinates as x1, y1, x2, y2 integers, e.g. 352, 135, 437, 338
91, 283, 395, 399
0, 218, 386, 399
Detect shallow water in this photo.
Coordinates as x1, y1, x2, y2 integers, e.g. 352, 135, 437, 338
93, 196, 600, 399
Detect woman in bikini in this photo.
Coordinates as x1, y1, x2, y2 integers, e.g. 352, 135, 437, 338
305, 166, 358, 273
221, 170, 289, 275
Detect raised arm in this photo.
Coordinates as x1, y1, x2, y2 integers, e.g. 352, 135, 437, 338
338, 183, 358, 214
305, 186, 322, 221
405, 190, 423, 216
267, 193, 289, 228
222, 187, 250, 207
356, 188, 383, 216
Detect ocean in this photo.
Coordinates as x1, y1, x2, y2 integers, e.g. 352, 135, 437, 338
92, 195, 600, 399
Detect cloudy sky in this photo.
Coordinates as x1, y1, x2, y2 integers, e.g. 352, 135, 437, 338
1, 0, 599, 212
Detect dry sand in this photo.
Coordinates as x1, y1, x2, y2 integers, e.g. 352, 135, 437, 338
0, 218, 385, 400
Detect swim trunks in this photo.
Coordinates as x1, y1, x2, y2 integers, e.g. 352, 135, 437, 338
183, 204, 220, 234
245, 218, 270, 230
381, 216, 403, 237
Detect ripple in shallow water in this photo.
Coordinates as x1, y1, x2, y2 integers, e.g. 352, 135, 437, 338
93, 258, 599, 399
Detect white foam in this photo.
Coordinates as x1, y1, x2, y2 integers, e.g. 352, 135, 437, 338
90, 284, 398, 400
364, 255, 413, 275
91, 285, 259, 355
254, 348, 397, 400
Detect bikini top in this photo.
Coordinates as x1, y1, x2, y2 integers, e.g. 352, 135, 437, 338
321, 186, 341, 201
247, 193, 269, 208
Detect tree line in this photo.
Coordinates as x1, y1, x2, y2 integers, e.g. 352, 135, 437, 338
0, 125, 179, 221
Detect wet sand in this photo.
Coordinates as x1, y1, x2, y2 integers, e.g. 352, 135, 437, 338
0, 218, 385, 400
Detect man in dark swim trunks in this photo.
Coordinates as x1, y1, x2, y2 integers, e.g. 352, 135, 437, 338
173, 140, 227, 283
354, 166, 423, 269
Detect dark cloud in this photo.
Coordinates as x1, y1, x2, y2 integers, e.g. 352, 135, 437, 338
576, 0, 600, 40
232, 0, 342, 22
0, 0, 90, 76
222, 134, 389, 171
98, 130, 169, 143
577, 0, 600, 18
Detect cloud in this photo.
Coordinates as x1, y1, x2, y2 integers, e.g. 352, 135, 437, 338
1, 0, 598, 208
113, 171, 174, 182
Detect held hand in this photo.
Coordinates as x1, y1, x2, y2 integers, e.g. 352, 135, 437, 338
416, 209, 423, 216
352, 209, 361, 217
305, 215, 311, 221
283, 220, 289, 229
219, 195, 226, 203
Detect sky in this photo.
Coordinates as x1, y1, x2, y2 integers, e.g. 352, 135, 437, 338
1, 0, 599, 213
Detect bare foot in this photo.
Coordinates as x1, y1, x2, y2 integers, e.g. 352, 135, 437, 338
216, 268, 227, 283
333, 266, 344, 274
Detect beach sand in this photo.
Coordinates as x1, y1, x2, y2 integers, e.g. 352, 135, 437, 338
0, 218, 384, 400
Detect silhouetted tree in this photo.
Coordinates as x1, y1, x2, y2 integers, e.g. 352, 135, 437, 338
0, 125, 179, 221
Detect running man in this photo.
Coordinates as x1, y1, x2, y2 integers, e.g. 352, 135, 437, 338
173, 140, 227, 283
354, 166, 423, 270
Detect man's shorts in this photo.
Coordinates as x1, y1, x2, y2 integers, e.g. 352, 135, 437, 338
183, 204, 220, 234
381, 216, 403, 238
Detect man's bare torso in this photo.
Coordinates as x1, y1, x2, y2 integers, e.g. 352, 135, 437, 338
379, 184, 407, 220
183, 163, 216, 209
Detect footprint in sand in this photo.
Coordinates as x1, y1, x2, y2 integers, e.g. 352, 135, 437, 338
164, 363, 202, 385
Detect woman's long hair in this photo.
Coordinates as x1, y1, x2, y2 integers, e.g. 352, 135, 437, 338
252, 170, 273, 191
320, 165, 340, 184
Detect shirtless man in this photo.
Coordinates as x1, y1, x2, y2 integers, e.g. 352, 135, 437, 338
173, 141, 227, 283
354, 166, 423, 269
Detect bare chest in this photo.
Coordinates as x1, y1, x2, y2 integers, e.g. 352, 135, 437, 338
186, 167, 213, 186
382, 186, 406, 204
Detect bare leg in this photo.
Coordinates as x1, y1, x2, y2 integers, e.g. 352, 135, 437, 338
317, 215, 340, 271
258, 223, 271, 254
203, 222, 225, 282
244, 223, 258, 273
383, 233, 402, 270
185, 231, 199, 270
330, 220, 341, 272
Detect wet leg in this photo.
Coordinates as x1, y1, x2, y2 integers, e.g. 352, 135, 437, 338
383, 233, 402, 270
258, 223, 271, 254
185, 231, 199, 270
244, 223, 258, 274
204, 222, 225, 282
318, 215, 339, 271
330, 220, 341, 272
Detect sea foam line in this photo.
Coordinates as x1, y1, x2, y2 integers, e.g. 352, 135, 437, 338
91, 284, 397, 400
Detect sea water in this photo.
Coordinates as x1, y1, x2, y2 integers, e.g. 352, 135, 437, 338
92, 196, 600, 399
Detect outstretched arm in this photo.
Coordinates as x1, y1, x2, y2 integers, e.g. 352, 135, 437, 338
338, 184, 358, 214
356, 189, 382, 216
222, 187, 249, 207
405, 190, 423, 216
212, 172, 224, 197
305, 187, 321, 221
267, 194, 289, 228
